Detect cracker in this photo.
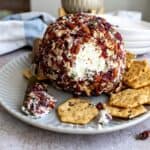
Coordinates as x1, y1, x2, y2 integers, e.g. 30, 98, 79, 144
32, 38, 42, 63
126, 51, 136, 68
123, 60, 150, 88
126, 69, 150, 88
140, 86, 150, 105
57, 98, 99, 124
123, 60, 149, 83
22, 68, 33, 79
103, 104, 147, 119
78, 84, 92, 96
112, 82, 127, 94
23, 67, 47, 81
109, 88, 149, 108
23, 38, 47, 81
36, 73, 47, 81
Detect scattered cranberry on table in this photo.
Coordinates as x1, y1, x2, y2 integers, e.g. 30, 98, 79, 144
136, 130, 150, 140
96, 102, 103, 110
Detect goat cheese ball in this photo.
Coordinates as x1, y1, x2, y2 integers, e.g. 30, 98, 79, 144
36, 13, 126, 96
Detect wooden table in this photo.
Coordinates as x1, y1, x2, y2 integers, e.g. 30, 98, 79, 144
0, 49, 149, 150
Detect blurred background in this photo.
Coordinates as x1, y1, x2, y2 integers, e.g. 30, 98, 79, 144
31, 0, 150, 21
0, 0, 149, 21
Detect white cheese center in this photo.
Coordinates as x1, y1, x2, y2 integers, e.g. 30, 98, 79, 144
69, 43, 107, 80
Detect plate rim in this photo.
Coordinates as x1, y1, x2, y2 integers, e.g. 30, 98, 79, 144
0, 52, 150, 134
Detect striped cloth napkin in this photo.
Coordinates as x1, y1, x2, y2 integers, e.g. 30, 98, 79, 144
0, 12, 55, 55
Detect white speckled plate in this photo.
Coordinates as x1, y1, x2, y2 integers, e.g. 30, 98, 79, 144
0, 52, 150, 134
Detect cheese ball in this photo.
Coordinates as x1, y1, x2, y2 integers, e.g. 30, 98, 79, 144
36, 13, 126, 96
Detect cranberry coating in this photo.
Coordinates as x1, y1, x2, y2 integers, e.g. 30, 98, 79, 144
36, 13, 126, 96
26, 82, 48, 93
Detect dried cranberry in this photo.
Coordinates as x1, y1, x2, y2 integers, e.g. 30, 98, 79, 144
77, 30, 84, 37
27, 82, 47, 93
95, 75, 102, 82
97, 16, 104, 21
48, 32, 56, 40
66, 22, 75, 29
62, 53, 69, 61
104, 22, 111, 31
96, 102, 103, 110
136, 130, 150, 140
115, 32, 122, 41
104, 70, 113, 81
97, 40, 107, 56
39, 101, 49, 108
70, 44, 80, 54
101, 49, 107, 58
49, 101, 55, 108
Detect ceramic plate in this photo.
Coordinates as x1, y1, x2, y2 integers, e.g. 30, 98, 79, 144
124, 41, 150, 48
125, 47, 150, 55
101, 15, 150, 32
0, 52, 150, 134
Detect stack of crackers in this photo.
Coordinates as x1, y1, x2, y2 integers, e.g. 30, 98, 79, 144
104, 52, 150, 119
